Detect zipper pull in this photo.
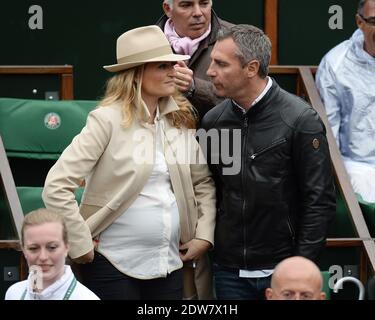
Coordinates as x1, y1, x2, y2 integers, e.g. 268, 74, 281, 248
242, 116, 248, 137
243, 116, 248, 129
250, 153, 256, 160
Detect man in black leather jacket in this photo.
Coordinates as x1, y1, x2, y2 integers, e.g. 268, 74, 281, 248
200, 24, 336, 300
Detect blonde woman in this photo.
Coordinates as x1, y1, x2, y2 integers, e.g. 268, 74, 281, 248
42, 26, 216, 300
5, 209, 99, 300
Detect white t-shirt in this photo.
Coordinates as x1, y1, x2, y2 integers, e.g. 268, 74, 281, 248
5, 265, 100, 300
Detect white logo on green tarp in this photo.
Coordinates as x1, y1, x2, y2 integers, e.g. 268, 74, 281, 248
44, 113, 61, 130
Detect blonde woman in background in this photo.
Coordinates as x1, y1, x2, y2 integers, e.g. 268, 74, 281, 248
5, 209, 99, 300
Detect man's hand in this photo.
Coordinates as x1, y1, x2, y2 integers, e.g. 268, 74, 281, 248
174, 60, 194, 93
179, 239, 211, 262
72, 249, 94, 264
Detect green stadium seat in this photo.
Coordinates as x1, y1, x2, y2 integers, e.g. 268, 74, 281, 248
0, 98, 97, 160
357, 195, 375, 238
321, 271, 331, 300
0, 98, 97, 186
329, 192, 375, 238
328, 192, 356, 238
0, 98, 94, 239
16, 187, 84, 214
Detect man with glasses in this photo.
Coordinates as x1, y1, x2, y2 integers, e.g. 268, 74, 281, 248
316, 0, 375, 203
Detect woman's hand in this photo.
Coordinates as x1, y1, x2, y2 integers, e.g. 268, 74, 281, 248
179, 239, 211, 263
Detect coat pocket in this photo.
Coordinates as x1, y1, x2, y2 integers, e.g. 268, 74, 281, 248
186, 196, 198, 239
81, 191, 110, 207
79, 203, 102, 221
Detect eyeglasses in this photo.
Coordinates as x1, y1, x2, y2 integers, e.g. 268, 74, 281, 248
359, 13, 375, 27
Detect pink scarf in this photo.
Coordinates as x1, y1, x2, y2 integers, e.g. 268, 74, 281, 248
164, 18, 211, 57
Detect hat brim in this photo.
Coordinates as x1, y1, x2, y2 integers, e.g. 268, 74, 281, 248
103, 53, 190, 72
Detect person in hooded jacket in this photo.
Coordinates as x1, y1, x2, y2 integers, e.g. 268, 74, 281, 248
316, 0, 375, 203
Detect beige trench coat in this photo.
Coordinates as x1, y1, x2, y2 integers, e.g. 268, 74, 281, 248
42, 97, 216, 299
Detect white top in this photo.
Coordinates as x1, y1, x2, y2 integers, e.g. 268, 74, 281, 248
97, 109, 182, 279
5, 265, 100, 300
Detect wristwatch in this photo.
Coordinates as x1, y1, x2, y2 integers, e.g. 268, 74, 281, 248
185, 79, 195, 98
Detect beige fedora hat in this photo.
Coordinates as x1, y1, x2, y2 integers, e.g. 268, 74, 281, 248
103, 25, 190, 72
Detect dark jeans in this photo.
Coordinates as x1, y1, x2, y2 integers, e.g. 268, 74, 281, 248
213, 263, 272, 300
79, 252, 183, 300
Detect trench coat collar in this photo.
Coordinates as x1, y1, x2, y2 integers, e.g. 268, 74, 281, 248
138, 96, 180, 124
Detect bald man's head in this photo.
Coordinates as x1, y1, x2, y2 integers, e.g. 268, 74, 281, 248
265, 256, 326, 300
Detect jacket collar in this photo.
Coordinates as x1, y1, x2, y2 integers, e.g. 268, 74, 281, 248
138, 96, 180, 123
160, 96, 180, 116
156, 10, 222, 66
349, 29, 375, 67
231, 78, 280, 117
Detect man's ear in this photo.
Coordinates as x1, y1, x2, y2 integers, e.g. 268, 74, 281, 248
265, 288, 273, 300
320, 292, 326, 300
246, 60, 260, 78
163, 1, 173, 18
356, 13, 365, 31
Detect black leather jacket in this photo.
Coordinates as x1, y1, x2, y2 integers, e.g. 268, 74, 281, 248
200, 80, 336, 270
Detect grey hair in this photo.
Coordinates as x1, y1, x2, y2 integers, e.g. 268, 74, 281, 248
217, 24, 272, 78
358, 0, 375, 14
164, 0, 173, 9
164, 0, 213, 10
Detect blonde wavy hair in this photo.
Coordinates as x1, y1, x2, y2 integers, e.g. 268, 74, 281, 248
21, 209, 68, 247
100, 65, 197, 129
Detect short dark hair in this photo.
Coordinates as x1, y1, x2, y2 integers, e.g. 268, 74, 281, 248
217, 24, 272, 78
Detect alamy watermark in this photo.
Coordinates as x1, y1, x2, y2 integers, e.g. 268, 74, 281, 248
28, 5, 43, 30
329, 5, 344, 30
27, 5, 344, 31
131, 128, 242, 176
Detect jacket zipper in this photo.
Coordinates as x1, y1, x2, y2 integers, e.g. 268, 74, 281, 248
249, 138, 287, 160
286, 215, 296, 243
242, 115, 249, 269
